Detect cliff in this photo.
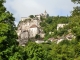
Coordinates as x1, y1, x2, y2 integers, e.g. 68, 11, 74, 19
16, 11, 48, 46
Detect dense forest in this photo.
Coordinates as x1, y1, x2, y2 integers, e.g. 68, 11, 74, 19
0, 0, 80, 60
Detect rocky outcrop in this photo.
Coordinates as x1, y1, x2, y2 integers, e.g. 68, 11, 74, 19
16, 11, 48, 46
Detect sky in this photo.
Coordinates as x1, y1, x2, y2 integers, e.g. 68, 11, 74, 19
4, 0, 76, 26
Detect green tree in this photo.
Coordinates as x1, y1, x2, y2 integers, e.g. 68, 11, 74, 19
35, 34, 40, 39
70, 0, 80, 40
0, 0, 18, 59
71, 6, 80, 16
29, 15, 34, 18
71, 0, 80, 4
25, 42, 50, 60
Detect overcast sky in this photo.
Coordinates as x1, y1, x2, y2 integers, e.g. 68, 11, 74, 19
4, 0, 76, 26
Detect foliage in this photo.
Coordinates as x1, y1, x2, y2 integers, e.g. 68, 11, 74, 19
40, 15, 69, 39
35, 34, 40, 39
29, 15, 34, 18
19, 39, 80, 60
71, 6, 80, 16
71, 0, 80, 4
24, 42, 50, 60
1, 0, 80, 60
57, 28, 68, 36
0, 0, 18, 60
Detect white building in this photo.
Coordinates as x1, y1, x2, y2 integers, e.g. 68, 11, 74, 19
29, 24, 39, 38
57, 24, 68, 30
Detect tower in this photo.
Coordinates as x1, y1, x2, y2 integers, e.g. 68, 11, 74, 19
44, 10, 48, 18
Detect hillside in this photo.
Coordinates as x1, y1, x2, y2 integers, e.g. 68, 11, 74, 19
16, 12, 76, 46
1, 0, 80, 60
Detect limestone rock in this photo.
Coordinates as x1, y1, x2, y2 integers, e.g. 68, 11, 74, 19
16, 11, 48, 46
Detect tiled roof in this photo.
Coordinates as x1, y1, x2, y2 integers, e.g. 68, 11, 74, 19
30, 24, 37, 28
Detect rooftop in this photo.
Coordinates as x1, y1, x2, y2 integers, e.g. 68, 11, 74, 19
30, 24, 37, 28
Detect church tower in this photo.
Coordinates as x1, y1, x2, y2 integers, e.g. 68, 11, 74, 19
44, 10, 48, 18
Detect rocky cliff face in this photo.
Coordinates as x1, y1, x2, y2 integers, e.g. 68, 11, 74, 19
16, 11, 48, 46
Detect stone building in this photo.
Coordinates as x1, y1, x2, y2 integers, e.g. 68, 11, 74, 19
17, 11, 48, 46
57, 24, 68, 30
29, 24, 39, 38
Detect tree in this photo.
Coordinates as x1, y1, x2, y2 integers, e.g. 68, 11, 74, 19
46, 17, 53, 24
29, 15, 34, 18
71, 6, 80, 16
25, 42, 50, 60
35, 34, 40, 39
0, 0, 18, 59
71, 0, 80, 4
70, 0, 80, 40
